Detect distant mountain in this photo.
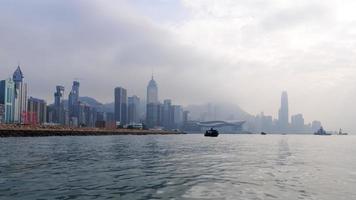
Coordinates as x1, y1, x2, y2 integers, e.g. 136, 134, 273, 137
58, 97, 251, 120
102, 102, 114, 113
185, 102, 252, 121
61, 96, 104, 111
78, 96, 103, 108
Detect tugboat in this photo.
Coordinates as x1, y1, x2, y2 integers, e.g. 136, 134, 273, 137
314, 126, 331, 135
204, 128, 219, 137
338, 128, 348, 135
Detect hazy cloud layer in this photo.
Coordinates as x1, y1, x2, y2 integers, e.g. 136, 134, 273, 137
1, 0, 356, 131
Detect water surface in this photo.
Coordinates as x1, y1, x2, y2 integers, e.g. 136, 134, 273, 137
1, 135, 356, 199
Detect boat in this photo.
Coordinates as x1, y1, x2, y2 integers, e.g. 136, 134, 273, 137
314, 126, 331, 135
338, 129, 348, 135
261, 132, 267, 135
204, 128, 219, 137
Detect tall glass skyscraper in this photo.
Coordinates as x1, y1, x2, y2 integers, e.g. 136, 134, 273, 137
114, 87, 127, 125
128, 95, 140, 124
278, 91, 289, 130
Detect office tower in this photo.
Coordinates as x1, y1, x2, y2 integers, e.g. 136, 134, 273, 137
147, 76, 158, 104
291, 114, 304, 130
183, 111, 189, 123
311, 120, 322, 131
77, 102, 86, 126
278, 91, 289, 130
172, 105, 183, 128
114, 87, 127, 125
27, 97, 47, 124
12, 66, 28, 124
128, 95, 140, 124
146, 103, 161, 128
68, 81, 80, 123
146, 76, 160, 128
162, 99, 173, 129
0, 104, 4, 123
0, 79, 15, 123
86, 105, 97, 127
54, 85, 65, 124
76, 103, 96, 127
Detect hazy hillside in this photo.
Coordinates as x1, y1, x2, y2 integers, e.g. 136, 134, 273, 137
185, 102, 252, 122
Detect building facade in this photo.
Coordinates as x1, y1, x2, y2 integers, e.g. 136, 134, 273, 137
128, 95, 140, 124
0, 79, 15, 123
114, 87, 127, 125
147, 76, 158, 104
54, 85, 65, 124
27, 97, 47, 124
0, 104, 4, 123
12, 66, 28, 124
162, 99, 173, 129
146, 76, 160, 128
68, 81, 80, 126
278, 91, 289, 130
172, 105, 183, 128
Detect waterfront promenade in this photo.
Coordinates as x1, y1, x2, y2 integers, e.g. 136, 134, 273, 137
0, 124, 183, 137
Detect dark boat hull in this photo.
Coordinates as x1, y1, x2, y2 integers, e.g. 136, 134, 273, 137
204, 133, 219, 137
204, 129, 219, 137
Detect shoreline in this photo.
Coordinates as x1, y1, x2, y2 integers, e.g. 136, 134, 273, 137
0, 128, 185, 137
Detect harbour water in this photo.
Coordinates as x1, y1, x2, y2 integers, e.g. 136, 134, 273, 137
1, 134, 356, 199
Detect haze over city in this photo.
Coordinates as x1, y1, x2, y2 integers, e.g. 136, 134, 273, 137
1, 0, 356, 132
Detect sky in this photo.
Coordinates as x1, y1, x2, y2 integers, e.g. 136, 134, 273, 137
1, 0, 356, 132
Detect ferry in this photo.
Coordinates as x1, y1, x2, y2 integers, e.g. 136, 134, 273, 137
204, 128, 219, 137
338, 129, 348, 135
314, 126, 331, 135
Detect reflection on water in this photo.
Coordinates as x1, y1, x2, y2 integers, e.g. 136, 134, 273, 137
1, 135, 356, 199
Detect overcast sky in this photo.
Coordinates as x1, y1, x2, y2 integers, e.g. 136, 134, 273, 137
1, 0, 356, 132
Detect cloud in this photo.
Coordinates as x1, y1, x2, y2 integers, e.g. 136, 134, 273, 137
1, 0, 356, 131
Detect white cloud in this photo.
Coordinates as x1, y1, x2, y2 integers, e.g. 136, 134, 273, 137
1, 0, 356, 131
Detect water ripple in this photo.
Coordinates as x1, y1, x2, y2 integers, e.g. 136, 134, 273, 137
1, 135, 356, 199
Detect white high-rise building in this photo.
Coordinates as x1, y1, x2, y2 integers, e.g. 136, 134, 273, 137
12, 66, 28, 124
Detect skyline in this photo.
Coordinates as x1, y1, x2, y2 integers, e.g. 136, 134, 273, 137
1, 65, 323, 133
1, 0, 356, 132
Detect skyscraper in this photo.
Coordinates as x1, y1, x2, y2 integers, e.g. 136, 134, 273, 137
54, 85, 65, 124
278, 91, 289, 130
291, 113, 304, 130
146, 76, 160, 128
12, 66, 27, 124
0, 78, 15, 123
27, 97, 47, 125
162, 99, 173, 129
0, 104, 4, 123
114, 87, 127, 125
128, 95, 140, 124
68, 81, 80, 121
172, 105, 183, 128
147, 76, 158, 104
